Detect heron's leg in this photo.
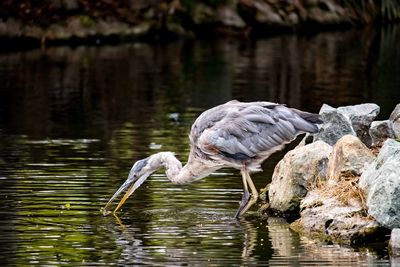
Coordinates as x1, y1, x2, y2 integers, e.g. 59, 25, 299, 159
238, 170, 259, 217
235, 169, 251, 218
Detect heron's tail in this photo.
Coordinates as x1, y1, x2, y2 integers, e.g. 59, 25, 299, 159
290, 108, 322, 133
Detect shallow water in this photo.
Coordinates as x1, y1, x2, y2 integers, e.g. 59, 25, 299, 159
1, 25, 400, 266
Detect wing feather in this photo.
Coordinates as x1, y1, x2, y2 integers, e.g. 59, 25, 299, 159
192, 101, 320, 164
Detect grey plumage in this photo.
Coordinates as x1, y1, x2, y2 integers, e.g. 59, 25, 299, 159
103, 100, 322, 217
193, 100, 320, 172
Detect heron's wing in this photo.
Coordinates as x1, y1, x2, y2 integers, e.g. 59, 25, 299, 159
190, 100, 278, 144
195, 103, 319, 161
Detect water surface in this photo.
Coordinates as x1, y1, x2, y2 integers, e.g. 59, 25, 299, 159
1, 25, 400, 266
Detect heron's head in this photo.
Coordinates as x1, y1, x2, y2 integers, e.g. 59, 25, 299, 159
102, 157, 152, 215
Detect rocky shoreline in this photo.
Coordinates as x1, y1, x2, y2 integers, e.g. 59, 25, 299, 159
259, 102, 400, 253
0, 0, 399, 48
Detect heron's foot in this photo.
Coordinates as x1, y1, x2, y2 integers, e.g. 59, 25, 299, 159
100, 207, 112, 217
236, 192, 259, 218
235, 190, 250, 218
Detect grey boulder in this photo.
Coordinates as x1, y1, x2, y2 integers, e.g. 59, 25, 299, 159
359, 139, 400, 229
390, 104, 400, 139
313, 104, 356, 146
369, 120, 395, 146
314, 103, 380, 146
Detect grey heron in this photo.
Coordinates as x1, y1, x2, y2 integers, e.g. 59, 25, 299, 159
102, 100, 321, 217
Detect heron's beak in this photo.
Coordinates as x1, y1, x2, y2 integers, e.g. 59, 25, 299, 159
102, 179, 132, 212
102, 157, 151, 215
102, 172, 150, 215
113, 173, 150, 213
114, 183, 135, 212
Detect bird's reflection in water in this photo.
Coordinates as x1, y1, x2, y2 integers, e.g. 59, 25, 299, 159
108, 210, 386, 265
109, 210, 250, 261
237, 217, 259, 260
113, 213, 127, 231
108, 213, 146, 263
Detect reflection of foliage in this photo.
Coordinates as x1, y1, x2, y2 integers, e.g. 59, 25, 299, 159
374, 25, 400, 117
382, 0, 400, 21
339, 0, 400, 21
108, 122, 138, 161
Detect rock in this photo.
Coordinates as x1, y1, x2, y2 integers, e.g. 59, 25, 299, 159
337, 103, 380, 146
392, 257, 400, 266
291, 190, 381, 245
132, 22, 153, 36
63, 0, 79, 10
50, 0, 79, 10
390, 229, 400, 256
252, 0, 283, 24
326, 135, 375, 182
47, 24, 71, 40
390, 104, 400, 139
359, 139, 400, 229
22, 24, 43, 39
268, 141, 332, 214
254, 1, 280, 24
303, 0, 319, 6
192, 3, 217, 25
369, 120, 395, 146
166, 19, 186, 35
314, 103, 380, 146
286, 12, 299, 25
0, 18, 23, 38
308, 7, 340, 24
322, 0, 345, 14
313, 104, 356, 146
217, 6, 246, 28
306, 0, 349, 25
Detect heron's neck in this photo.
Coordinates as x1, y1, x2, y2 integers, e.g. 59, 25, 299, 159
150, 152, 219, 184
